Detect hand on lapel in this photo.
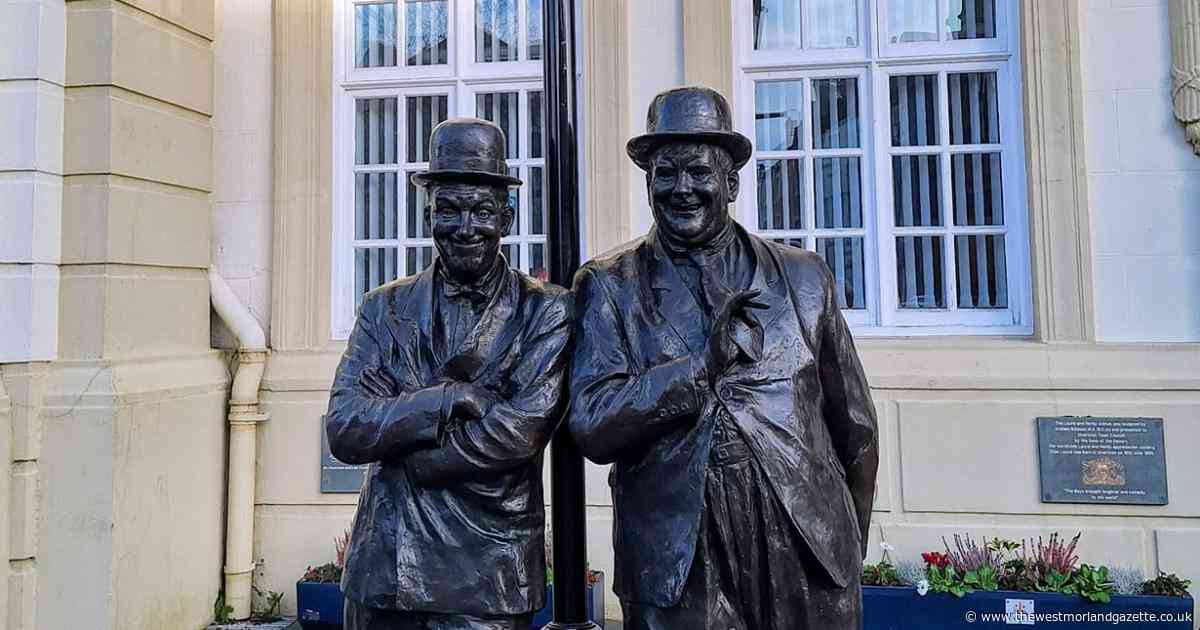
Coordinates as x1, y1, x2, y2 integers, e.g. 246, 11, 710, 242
706, 289, 770, 375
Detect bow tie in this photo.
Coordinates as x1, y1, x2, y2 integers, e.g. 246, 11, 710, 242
442, 282, 489, 305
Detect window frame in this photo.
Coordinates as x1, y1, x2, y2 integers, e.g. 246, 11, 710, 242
732, 0, 1032, 336
333, 0, 545, 340
734, 66, 879, 328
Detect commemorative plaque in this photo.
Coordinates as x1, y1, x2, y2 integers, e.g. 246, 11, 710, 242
320, 417, 367, 493
1036, 416, 1167, 505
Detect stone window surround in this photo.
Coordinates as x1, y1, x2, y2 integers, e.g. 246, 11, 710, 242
268, 0, 1200, 392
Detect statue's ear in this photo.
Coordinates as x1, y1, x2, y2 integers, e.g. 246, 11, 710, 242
501, 193, 515, 238
726, 168, 740, 204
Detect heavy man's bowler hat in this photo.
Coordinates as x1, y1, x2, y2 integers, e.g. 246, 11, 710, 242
411, 118, 523, 188
626, 86, 753, 170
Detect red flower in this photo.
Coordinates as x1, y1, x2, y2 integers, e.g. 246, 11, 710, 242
922, 551, 951, 569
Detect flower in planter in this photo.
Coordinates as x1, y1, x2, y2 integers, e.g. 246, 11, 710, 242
301, 529, 352, 584
916, 579, 930, 596
921, 551, 951, 569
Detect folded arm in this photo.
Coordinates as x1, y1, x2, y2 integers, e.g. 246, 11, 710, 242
406, 293, 573, 486
324, 295, 445, 465
567, 268, 705, 465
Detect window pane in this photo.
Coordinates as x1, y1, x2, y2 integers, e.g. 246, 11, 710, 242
756, 159, 804, 231
355, 2, 397, 68
896, 235, 945, 309
888, 0, 937, 44
528, 0, 543, 60
755, 81, 803, 152
948, 71, 1000, 145
812, 78, 860, 149
475, 92, 520, 159
405, 245, 435, 276
530, 242, 547, 281
476, 0, 519, 62
892, 154, 942, 227
752, 0, 801, 50
356, 97, 399, 165
954, 234, 1007, 308
814, 157, 862, 229
890, 75, 939, 146
529, 91, 544, 159
406, 176, 431, 238
406, 94, 448, 163
530, 166, 545, 235
772, 238, 807, 250
404, 0, 448, 66
818, 237, 866, 309
355, 247, 399, 303
508, 167, 520, 233
808, 0, 858, 48
355, 172, 398, 240
951, 152, 1004, 226
501, 243, 521, 267
948, 0, 996, 40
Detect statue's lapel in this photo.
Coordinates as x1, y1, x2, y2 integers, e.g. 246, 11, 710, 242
382, 265, 438, 385
437, 266, 519, 383
645, 229, 706, 353
744, 227, 790, 331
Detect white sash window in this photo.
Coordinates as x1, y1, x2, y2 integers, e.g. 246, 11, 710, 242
735, 0, 1031, 334
334, 0, 546, 338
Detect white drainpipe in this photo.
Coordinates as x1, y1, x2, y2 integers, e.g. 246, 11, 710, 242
210, 270, 269, 620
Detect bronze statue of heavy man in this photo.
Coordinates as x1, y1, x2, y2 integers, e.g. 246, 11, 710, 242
569, 87, 879, 629
325, 119, 571, 630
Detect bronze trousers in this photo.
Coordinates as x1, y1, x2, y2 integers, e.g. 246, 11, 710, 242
621, 438, 863, 630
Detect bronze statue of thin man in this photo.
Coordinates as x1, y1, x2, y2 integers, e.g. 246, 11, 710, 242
568, 87, 879, 629
325, 119, 570, 630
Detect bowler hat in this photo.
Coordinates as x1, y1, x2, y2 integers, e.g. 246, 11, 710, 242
626, 87, 753, 170
411, 118, 522, 188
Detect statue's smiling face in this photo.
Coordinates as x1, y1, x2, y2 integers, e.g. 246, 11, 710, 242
427, 182, 514, 282
647, 142, 740, 247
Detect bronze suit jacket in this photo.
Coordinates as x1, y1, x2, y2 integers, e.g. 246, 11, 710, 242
568, 224, 878, 607
325, 263, 571, 616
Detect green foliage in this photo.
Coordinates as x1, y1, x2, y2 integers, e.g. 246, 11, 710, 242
928, 564, 972, 597
862, 561, 905, 587
999, 558, 1038, 592
1142, 572, 1193, 598
988, 538, 1021, 554
301, 562, 342, 584
251, 586, 284, 622
962, 565, 1000, 592
213, 591, 234, 625
1038, 570, 1074, 594
1072, 564, 1115, 604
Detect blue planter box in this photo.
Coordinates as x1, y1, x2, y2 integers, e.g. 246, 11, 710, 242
532, 572, 606, 629
296, 581, 345, 629
297, 573, 606, 630
863, 586, 1194, 629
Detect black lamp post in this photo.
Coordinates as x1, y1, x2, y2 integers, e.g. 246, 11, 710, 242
541, 0, 598, 628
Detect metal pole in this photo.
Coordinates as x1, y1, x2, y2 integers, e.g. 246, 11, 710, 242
542, 0, 597, 628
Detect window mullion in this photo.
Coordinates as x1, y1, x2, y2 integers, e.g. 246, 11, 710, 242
874, 65, 898, 326
936, 70, 958, 313
802, 77, 815, 250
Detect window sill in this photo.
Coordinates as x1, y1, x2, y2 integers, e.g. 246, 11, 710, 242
855, 338, 1200, 391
